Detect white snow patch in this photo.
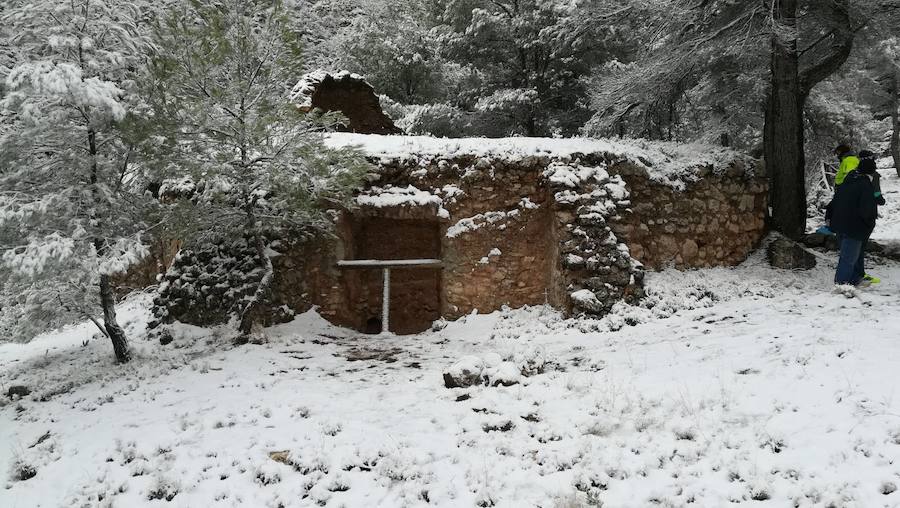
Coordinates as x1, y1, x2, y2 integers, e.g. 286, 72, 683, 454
519, 197, 539, 209
325, 133, 756, 187
6, 246, 900, 507
446, 210, 520, 238
355, 184, 443, 209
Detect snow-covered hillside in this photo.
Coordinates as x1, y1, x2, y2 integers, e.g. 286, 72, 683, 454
3, 246, 900, 507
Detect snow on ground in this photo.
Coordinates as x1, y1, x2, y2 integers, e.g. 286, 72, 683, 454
871, 159, 900, 245
4, 247, 900, 507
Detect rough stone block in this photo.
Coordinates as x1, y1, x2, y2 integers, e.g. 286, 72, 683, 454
766, 238, 816, 270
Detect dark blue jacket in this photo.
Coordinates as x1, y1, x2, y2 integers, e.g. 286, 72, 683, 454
829, 170, 878, 241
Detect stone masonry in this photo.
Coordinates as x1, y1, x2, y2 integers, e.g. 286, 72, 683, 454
154, 135, 768, 334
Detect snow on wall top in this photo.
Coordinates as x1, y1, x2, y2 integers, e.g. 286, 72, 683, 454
324, 133, 759, 189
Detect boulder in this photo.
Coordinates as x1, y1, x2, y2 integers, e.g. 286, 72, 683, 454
485, 361, 521, 387
7, 385, 29, 398
766, 237, 816, 270
681, 239, 699, 262
570, 288, 605, 313
802, 232, 827, 247
443, 356, 484, 388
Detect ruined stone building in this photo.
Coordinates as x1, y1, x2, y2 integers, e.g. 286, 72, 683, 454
155, 133, 767, 335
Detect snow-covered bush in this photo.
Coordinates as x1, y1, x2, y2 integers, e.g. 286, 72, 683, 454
151, 236, 276, 330
9, 460, 37, 482
395, 103, 478, 137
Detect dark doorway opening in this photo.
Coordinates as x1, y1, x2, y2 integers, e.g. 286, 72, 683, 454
350, 217, 441, 334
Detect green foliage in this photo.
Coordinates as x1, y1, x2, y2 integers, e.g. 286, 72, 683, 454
146, 0, 370, 244
327, 0, 627, 137
338, 1, 445, 104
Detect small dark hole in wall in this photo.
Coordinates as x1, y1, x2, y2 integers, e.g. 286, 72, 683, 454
365, 317, 382, 334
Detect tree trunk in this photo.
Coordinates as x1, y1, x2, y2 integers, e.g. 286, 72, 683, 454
238, 232, 275, 334
764, 0, 805, 239
892, 82, 900, 178
99, 274, 131, 363
87, 126, 131, 363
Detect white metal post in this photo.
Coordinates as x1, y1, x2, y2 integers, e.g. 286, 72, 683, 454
381, 267, 390, 334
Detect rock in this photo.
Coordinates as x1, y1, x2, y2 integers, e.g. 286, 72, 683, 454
766, 238, 816, 270
681, 239, 699, 262
485, 361, 521, 387
431, 318, 448, 332
570, 289, 604, 313
803, 233, 826, 247
562, 253, 585, 270
268, 450, 290, 464
292, 71, 401, 135
443, 356, 485, 388
7, 385, 29, 398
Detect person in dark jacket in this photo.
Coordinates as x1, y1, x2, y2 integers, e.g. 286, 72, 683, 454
830, 167, 879, 285
858, 150, 886, 206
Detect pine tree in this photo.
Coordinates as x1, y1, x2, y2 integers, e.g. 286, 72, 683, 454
866, 37, 900, 176
586, 0, 899, 239
336, 0, 445, 105
431, 0, 626, 136
0, 0, 157, 362
147, 0, 368, 334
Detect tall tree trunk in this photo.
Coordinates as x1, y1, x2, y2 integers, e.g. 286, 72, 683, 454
764, 0, 805, 239
764, 0, 854, 239
88, 127, 131, 363
99, 273, 131, 363
892, 82, 900, 178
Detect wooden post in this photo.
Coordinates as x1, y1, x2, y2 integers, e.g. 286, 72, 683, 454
382, 267, 390, 334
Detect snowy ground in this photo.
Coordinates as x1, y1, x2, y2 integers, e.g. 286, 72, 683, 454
3, 244, 900, 507
871, 159, 900, 244
3, 160, 900, 507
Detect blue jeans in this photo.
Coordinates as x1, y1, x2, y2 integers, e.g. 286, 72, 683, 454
835, 235, 866, 285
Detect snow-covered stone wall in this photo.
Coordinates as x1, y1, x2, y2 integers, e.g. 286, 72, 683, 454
315, 134, 765, 327
153, 134, 767, 333
611, 163, 768, 268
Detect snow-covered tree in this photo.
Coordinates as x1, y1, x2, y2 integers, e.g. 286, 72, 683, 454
284, 0, 369, 73
584, 1, 768, 145
0, 0, 157, 363
321, 0, 627, 137
865, 37, 900, 175
147, 0, 369, 334
586, 0, 900, 238
433, 0, 626, 136
336, 0, 445, 105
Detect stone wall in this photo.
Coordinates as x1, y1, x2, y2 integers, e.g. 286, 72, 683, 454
610, 162, 768, 269
441, 191, 554, 319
